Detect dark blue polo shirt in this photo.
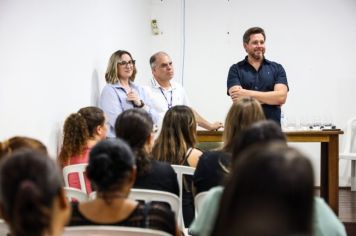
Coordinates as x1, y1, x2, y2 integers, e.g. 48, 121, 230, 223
227, 56, 288, 125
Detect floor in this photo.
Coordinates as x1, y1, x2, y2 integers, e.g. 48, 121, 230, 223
338, 188, 356, 235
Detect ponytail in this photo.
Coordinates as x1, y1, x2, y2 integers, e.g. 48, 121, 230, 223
12, 180, 51, 236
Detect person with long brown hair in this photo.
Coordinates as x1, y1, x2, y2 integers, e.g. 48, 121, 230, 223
193, 97, 265, 195
152, 105, 202, 227
212, 142, 313, 236
58, 106, 107, 193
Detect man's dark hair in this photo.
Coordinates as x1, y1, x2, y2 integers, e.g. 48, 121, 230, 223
243, 27, 266, 44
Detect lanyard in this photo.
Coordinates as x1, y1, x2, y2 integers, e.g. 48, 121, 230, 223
159, 87, 173, 110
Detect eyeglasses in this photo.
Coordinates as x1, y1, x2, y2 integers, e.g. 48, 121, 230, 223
118, 60, 136, 66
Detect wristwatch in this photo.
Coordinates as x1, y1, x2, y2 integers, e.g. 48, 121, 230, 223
134, 100, 145, 108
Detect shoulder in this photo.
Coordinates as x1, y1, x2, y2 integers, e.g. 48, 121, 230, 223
313, 197, 346, 236
199, 151, 228, 165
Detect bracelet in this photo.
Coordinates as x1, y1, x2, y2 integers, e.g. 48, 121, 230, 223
134, 100, 145, 108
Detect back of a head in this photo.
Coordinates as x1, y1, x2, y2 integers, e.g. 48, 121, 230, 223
59, 106, 105, 166
87, 138, 135, 193
115, 109, 152, 176
232, 120, 287, 165
153, 105, 197, 164
0, 136, 47, 160
212, 142, 314, 236
115, 109, 153, 151
222, 97, 266, 152
0, 149, 62, 236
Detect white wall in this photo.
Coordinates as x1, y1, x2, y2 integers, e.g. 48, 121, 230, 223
0, 0, 153, 155
1, 0, 356, 186
150, 0, 356, 186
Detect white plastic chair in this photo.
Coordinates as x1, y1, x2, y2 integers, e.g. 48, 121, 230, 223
63, 226, 171, 236
171, 164, 195, 231
194, 191, 208, 216
339, 117, 356, 191
64, 186, 89, 202
0, 219, 9, 236
62, 163, 89, 193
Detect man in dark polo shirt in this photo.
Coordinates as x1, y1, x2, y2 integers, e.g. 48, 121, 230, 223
227, 27, 288, 125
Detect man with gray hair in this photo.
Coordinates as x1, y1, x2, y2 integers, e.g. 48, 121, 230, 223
147, 51, 223, 130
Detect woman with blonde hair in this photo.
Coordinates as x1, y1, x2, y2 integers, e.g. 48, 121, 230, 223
152, 105, 202, 226
58, 106, 107, 193
100, 50, 158, 137
193, 97, 265, 195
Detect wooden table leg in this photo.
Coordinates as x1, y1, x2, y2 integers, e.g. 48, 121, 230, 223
320, 136, 339, 215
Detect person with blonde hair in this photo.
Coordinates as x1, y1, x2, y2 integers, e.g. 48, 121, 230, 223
193, 97, 265, 194
152, 105, 202, 226
100, 50, 158, 137
58, 106, 107, 193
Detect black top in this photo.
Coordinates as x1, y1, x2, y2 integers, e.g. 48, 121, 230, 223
134, 160, 179, 196
69, 201, 176, 235
227, 57, 289, 125
193, 151, 231, 194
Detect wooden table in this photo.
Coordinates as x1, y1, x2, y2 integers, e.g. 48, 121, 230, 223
197, 130, 343, 215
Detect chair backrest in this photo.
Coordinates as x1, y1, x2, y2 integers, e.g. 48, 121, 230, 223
170, 165, 195, 199
0, 219, 9, 236
171, 164, 195, 229
194, 191, 208, 216
63, 226, 171, 236
62, 163, 88, 193
64, 187, 89, 202
340, 117, 356, 157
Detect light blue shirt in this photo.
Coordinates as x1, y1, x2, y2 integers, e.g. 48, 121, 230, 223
190, 187, 346, 236
99, 81, 158, 138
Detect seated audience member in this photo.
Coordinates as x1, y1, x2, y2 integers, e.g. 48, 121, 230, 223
0, 149, 70, 236
115, 109, 179, 196
68, 139, 180, 236
58, 106, 107, 193
0, 136, 47, 160
211, 142, 313, 236
152, 105, 202, 227
190, 121, 346, 236
100, 50, 158, 138
193, 97, 265, 194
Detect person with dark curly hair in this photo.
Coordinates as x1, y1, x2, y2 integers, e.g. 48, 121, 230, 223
68, 138, 181, 236
0, 149, 70, 236
58, 106, 107, 193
